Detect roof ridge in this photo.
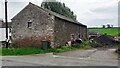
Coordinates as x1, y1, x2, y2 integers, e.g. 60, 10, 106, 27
29, 3, 64, 16
29, 2, 75, 21
29, 2, 86, 27
12, 2, 86, 27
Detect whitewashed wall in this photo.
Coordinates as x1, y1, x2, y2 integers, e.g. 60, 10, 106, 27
0, 28, 9, 41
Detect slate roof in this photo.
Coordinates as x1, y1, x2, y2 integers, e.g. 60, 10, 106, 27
12, 2, 87, 27
0, 19, 12, 28
0, 18, 3, 21
31, 3, 87, 27
1, 22, 12, 28
0, 19, 3, 28
0, 20, 11, 28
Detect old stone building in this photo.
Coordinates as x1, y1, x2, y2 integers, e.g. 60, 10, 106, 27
11, 2, 87, 48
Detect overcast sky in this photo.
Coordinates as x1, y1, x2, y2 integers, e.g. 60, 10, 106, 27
0, 0, 119, 27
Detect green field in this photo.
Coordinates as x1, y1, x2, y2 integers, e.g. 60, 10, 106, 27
88, 27, 120, 36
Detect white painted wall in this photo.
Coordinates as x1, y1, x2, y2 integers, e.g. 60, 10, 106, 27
0, 28, 10, 41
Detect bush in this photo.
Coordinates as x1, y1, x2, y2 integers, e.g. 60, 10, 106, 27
72, 44, 83, 48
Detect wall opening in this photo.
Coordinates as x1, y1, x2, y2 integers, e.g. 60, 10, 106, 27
27, 21, 32, 28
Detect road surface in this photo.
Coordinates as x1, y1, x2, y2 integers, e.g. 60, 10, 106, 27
1, 48, 119, 66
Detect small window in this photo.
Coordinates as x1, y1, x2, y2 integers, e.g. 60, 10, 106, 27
27, 22, 32, 28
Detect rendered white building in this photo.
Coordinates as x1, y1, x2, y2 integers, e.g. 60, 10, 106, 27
0, 19, 11, 46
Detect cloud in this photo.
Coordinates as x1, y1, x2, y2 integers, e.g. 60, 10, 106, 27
62, 0, 119, 27
0, 2, 4, 20
0, 0, 119, 27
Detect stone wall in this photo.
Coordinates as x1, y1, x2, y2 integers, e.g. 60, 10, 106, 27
79, 26, 88, 40
54, 17, 87, 46
11, 3, 55, 47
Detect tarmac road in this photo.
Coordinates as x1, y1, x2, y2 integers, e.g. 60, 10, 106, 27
1, 48, 119, 66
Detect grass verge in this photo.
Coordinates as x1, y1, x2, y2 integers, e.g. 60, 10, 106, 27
1, 41, 91, 56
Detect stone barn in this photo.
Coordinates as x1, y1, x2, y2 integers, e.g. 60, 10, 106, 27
11, 2, 87, 48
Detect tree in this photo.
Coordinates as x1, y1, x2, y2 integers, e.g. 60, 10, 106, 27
41, 0, 77, 21
111, 25, 113, 28
107, 24, 111, 28
102, 25, 105, 28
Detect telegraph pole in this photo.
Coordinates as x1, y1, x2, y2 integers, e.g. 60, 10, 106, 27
5, 0, 8, 48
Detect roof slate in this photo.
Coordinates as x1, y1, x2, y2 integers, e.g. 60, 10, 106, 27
29, 3, 86, 27
12, 2, 87, 27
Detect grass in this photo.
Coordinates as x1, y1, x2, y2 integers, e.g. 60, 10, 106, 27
1, 41, 91, 56
88, 27, 120, 36
0, 47, 45, 56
